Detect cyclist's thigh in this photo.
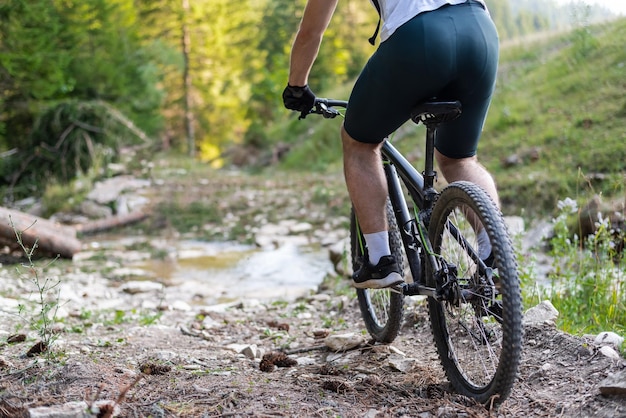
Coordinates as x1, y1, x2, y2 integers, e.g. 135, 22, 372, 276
344, 10, 457, 144
435, 2, 499, 159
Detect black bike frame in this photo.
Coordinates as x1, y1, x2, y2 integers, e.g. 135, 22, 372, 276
382, 139, 442, 298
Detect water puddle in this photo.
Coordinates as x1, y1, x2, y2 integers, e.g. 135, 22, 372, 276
139, 240, 334, 304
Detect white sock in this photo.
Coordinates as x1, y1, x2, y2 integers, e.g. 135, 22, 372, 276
364, 231, 390, 265
477, 228, 492, 259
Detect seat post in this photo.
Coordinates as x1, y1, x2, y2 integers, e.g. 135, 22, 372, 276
423, 123, 438, 193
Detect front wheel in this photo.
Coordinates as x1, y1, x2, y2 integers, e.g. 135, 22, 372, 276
351, 200, 404, 343
427, 181, 522, 405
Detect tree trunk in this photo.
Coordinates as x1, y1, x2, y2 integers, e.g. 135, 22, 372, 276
0, 207, 81, 259
182, 0, 195, 157
75, 211, 148, 235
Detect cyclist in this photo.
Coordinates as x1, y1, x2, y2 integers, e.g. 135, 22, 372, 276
283, 0, 499, 288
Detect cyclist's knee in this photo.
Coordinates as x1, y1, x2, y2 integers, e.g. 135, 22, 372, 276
341, 124, 380, 152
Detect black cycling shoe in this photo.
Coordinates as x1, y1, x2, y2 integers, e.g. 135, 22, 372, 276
353, 255, 403, 289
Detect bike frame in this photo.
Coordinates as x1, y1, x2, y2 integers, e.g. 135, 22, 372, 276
382, 137, 442, 298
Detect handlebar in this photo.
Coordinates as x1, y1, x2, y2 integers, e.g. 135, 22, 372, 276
299, 98, 348, 120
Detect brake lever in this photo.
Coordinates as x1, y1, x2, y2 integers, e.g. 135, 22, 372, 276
317, 102, 340, 119
298, 100, 340, 120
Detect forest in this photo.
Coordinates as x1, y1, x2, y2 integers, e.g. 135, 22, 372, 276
0, 0, 618, 200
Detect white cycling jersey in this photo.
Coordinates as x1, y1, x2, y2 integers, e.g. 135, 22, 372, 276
374, 0, 487, 42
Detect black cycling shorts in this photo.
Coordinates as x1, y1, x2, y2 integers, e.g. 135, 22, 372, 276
344, 0, 499, 158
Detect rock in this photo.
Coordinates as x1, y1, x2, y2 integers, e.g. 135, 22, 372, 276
523, 300, 559, 325
121, 280, 163, 294
170, 300, 192, 311
29, 401, 119, 418
0, 296, 20, 312
324, 333, 365, 352
364, 409, 380, 418
594, 332, 624, 349
289, 222, 313, 233
241, 344, 263, 360
154, 350, 178, 362
79, 200, 113, 219
226, 343, 248, 353
87, 175, 150, 205
223, 344, 263, 360
296, 356, 317, 366
308, 293, 331, 303
116, 194, 150, 215
599, 370, 626, 396
111, 268, 154, 280
388, 354, 417, 373
201, 316, 222, 329
599, 346, 621, 360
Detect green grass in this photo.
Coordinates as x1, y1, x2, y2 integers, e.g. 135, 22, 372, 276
519, 197, 625, 336
483, 19, 626, 216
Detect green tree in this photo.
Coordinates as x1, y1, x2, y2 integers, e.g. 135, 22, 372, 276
1, 0, 166, 197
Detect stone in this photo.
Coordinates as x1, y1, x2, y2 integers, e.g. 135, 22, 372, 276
599, 370, 626, 396
324, 333, 365, 352
388, 355, 417, 373
241, 344, 262, 360
29, 401, 119, 418
121, 280, 163, 294
594, 331, 624, 349
599, 346, 621, 360
79, 200, 113, 219
171, 300, 192, 311
87, 175, 150, 205
523, 300, 559, 325
289, 222, 313, 233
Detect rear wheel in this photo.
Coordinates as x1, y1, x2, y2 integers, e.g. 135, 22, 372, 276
351, 200, 404, 343
427, 181, 522, 404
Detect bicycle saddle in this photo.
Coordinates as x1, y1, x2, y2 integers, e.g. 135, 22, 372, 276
410, 100, 462, 126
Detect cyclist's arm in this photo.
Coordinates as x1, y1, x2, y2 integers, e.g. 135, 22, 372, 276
288, 0, 338, 86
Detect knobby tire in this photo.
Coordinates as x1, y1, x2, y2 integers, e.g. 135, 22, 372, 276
427, 181, 522, 405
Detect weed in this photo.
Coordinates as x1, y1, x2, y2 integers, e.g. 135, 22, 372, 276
11, 217, 62, 358
525, 198, 625, 334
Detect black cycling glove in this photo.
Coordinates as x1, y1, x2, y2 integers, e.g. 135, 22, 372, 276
282, 84, 316, 115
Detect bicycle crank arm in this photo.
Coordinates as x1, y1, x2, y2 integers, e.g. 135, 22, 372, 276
401, 282, 438, 298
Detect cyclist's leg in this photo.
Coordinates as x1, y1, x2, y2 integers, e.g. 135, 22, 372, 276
342, 11, 452, 275
341, 125, 387, 236
434, 151, 500, 208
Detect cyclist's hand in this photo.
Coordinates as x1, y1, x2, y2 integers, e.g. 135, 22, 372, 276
282, 84, 316, 116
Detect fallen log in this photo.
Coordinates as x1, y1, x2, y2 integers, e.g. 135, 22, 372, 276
75, 211, 148, 235
0, 207, 81, 259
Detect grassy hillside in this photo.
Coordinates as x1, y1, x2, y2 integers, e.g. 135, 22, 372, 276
275, 18, 626, 218
483, 18, 626, 215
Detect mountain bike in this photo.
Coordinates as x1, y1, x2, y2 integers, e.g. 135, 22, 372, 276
303, 98, 522, 405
